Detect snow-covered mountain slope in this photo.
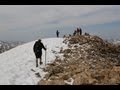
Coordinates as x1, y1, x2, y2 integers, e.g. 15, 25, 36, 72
0, 38, 67, 85
0, 41, 24, 54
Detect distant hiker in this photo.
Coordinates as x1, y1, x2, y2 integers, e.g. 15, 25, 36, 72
73, 30, 77, 36
85, 32, 89, 36
77, 28, 80, 35
33, 39, 46, 67
56, 30, 60, 37
79, 28, 82, 35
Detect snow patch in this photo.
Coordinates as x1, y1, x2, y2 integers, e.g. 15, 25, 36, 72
0, 38, 67, 85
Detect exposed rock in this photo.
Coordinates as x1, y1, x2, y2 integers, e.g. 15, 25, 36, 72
38, 79, 65, 85
38, 34, 120, 85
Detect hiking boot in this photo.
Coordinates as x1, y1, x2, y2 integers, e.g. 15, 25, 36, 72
35, 73, 41, 78
40, 62, 43, 65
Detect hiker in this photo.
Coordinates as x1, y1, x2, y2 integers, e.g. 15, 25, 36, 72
56, 30, 60, 37
33, 39, 46, 67
85, 32, 89, 36
77, 28, 80, 35
73, 30, 77, 36
79, 28, 82, 35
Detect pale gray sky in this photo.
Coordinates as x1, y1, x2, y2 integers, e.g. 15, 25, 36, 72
0, 5, 120, 42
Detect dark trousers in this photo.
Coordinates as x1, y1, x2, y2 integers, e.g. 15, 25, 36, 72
34, 51, 42, 67
57, 34, 59, 37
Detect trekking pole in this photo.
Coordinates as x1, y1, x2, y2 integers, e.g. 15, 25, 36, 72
45, 45, 47, 66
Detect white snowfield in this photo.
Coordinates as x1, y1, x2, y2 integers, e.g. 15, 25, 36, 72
0, 38, 67, 85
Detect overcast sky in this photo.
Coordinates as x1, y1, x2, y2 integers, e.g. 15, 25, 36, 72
0, 5, 120, 42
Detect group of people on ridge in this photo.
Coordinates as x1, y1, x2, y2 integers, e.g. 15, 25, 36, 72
73, 27, 82, 36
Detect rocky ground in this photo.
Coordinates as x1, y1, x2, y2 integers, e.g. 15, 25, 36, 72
38, 34, 120, 85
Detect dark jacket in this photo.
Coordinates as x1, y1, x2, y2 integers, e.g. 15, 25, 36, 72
33, 40, 46, 53
56, 30, 59, 35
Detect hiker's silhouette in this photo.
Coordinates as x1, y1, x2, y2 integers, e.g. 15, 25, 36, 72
33, 39, 46, 67
56, 30, 60, 37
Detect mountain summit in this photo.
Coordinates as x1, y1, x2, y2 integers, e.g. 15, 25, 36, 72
38, 34, 120, 85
